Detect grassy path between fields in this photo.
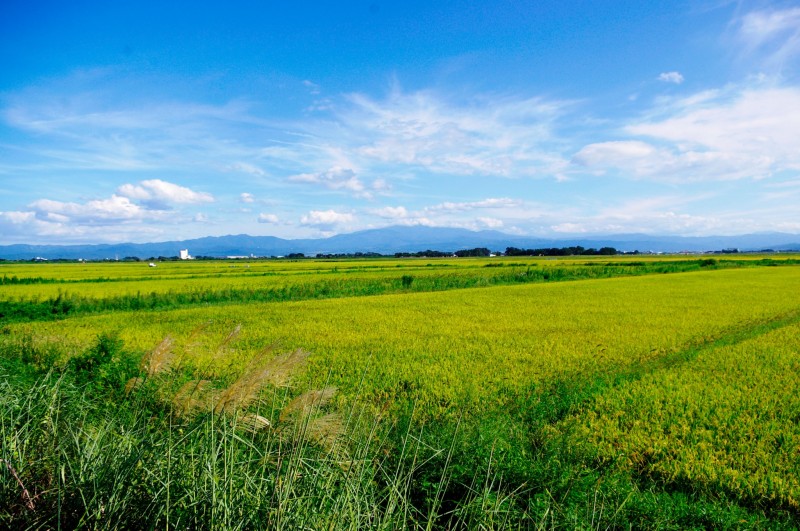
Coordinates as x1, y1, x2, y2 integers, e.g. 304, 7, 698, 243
527, 305, 800, 429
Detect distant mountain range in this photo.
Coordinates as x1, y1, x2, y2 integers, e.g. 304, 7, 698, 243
1, 226, 799, 260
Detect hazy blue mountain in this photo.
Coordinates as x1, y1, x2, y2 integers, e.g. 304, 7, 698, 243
1, 227, 799, 260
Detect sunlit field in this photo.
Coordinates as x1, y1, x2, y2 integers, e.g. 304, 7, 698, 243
2, 256, 799, 528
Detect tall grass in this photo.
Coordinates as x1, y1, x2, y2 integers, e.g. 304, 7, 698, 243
1, 334, 537, 529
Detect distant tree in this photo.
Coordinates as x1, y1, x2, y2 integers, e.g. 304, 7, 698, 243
454, 247, 491, 257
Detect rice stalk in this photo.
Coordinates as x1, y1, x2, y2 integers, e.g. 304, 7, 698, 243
215, 324, 241, 356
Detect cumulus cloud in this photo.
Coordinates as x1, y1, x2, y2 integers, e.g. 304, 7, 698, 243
257, 213, 279, 224
117, 179, 213, 206
0, 211, 36, 224
657, 71, 684, 84
372, 206, 409, 219
477, 217, 504, 229
0, 210, 70, 242
299, 209, 355, 228
289, 167, 367, 195
240, 193, 255, 203
5, 179, 217, 243
29, 195, 152, 223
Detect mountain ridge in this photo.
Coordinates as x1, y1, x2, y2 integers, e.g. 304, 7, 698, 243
1, 226, 799, 260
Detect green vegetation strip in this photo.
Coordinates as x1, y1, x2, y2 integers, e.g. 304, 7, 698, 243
0, 259, 783, 324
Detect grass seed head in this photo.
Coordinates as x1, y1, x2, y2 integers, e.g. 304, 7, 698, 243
213, 347, 310, 415
304, 413, 345, 453
140, 335, 175, 377
124, 377, 144, 396
238, 413, 272, 433
172, 379, 214, 417
280, 387, 337, 423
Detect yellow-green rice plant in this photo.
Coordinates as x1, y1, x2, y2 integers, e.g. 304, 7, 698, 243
567, 320, 800, 513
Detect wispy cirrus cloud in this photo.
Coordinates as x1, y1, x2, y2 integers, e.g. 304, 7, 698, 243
736, 6, 800, 68
574, 84, 800, 182
1, 70, 277, 175
334, 88, 570, 179
2, 70, 573, 187
426, 197, 523, 212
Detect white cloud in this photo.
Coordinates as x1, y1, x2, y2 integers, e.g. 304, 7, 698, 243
657, 71, 684, 84
117, 179, 214, 205
737, 7, 800, 67
6, 179, 216, 243
550, 222, 588, 233
337, 88, 570, 178
240, 192, 255, 203
575, 85, 800, 182
228, 162, 265, 176
372, 206, 409, 219
477, 217, 504, 229
29, 195, 152, 223
299, 209, 355, 228
2, 74, 265, 173
303, 80, 321, 95
427, 198, 523, 212
393, 216, 436, 227
0, 211, 36, 224
257, 213, 279, 224
289, 167, 367, 194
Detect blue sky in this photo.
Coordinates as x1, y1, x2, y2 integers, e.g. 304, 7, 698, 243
1, 0, 799, 244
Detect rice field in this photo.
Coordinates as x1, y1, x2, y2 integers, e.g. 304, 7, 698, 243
1, 256, 799, 528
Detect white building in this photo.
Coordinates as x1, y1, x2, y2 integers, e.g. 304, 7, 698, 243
179, 249, 193, 260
